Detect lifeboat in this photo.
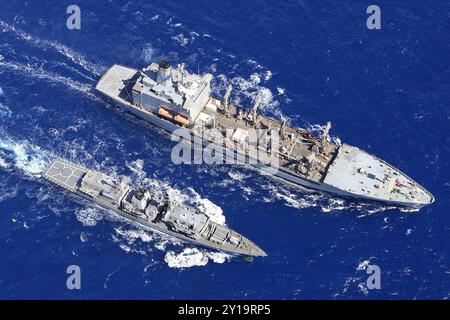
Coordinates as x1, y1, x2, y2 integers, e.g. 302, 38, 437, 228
158, 106, 190, 126
302, 131, 317, 141
158, 106, 173, 119
174, 114, 190, 126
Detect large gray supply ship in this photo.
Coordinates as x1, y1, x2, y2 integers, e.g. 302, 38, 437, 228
96, 60, 434, 209
42, 158, 266, 257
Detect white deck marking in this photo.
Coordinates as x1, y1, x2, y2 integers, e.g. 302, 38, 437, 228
44, 159, 86, 190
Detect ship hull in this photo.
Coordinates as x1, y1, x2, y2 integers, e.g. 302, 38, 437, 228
42, 158, 265, 257
53, 185, 261, 257
96, 64, 433, 209
103, 95, 429, 209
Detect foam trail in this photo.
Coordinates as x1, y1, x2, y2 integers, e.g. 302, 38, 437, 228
0, 156, 9, 169
141, 43, 154, 63
0, 103, 11, 118
75, 207, 104, 227
0, 20, 105, 76
213, 72, 282, 119
0, 136, 49, 176
0, 60, 96, 99
161, 184, 226, 225
164, 248, 230, 269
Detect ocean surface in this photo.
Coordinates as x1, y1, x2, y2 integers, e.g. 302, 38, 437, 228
0, 0, 449, 299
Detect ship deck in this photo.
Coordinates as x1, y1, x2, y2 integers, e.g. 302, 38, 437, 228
94, 64, 434, 208
43, 159, 87, 191
323, 144, 434, 205
96, 64, 138, 104
201, 98, 335, 182
43, 157, 266, 257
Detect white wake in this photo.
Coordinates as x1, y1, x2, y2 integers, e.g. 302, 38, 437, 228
0, 20, 105, 76
0, 135, 49, 176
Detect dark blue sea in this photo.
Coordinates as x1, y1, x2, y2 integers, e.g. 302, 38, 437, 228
0, 0, 448, 299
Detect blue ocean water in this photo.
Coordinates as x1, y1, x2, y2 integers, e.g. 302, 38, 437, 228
0, 0, 449, 299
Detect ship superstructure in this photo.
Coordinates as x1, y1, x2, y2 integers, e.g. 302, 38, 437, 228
96, 60, 434, 209
43, 158, 266, 257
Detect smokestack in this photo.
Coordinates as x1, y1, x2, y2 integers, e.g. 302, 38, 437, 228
156, 60, 172, 86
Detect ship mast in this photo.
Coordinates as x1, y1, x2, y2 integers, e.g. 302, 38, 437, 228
321, 121, 332, 152
280, 116, 286, 137
178, 63, 186, 85
251, 95, 261, 128
223, 84, 233, 117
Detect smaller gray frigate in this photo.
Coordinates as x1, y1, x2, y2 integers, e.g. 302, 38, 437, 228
42, 158, 267, 257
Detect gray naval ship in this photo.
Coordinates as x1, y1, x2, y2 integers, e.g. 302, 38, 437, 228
42, 158, 266, 257
96, 60, 435, 209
